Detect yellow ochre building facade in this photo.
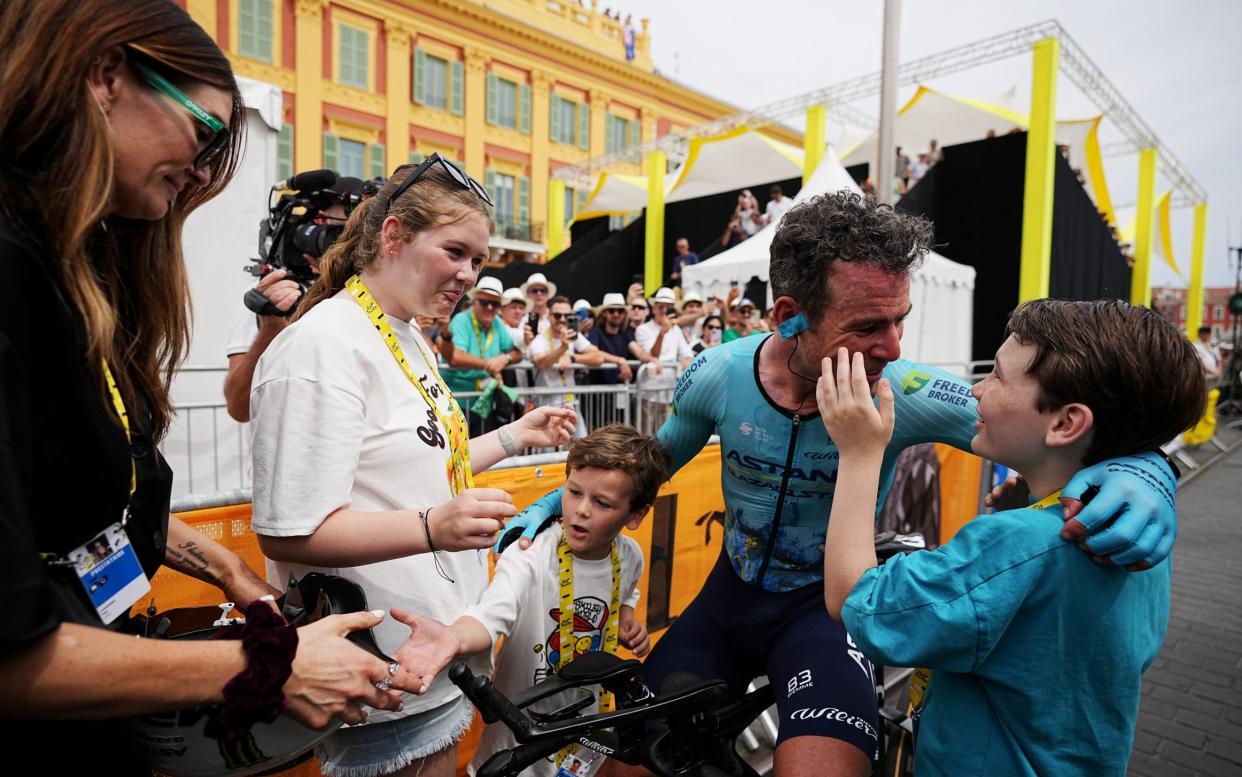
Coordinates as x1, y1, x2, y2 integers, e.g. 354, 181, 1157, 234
183, 0, 797, 255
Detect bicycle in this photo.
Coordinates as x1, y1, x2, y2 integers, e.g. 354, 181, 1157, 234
451, 532, 927, 777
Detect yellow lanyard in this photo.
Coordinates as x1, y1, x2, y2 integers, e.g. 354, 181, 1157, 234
1030, 490, 1063, 510
345, 275, 474, 495
557, 533, 621, 765
101, 359, 136, 494
470, 313, 495, 354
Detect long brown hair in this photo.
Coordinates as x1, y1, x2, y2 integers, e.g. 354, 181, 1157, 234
0, 0, 244, 439
297, 162, 493, 317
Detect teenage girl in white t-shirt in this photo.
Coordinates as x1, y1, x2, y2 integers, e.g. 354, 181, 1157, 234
250, 156, 576, 777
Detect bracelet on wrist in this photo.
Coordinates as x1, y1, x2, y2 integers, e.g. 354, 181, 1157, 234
420, 508, 455, 583
498, 424, 521, 457
205, 600, 298, 745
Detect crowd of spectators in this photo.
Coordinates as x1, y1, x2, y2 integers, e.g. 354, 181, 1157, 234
433, 270, 778, 442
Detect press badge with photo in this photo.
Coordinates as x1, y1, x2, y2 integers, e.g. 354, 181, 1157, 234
69, 524, 150, 623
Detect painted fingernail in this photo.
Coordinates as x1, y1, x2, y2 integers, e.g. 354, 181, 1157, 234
371, 609, 386, 618
259, 594, 276, 602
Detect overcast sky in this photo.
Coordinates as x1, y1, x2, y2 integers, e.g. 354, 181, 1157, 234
620, 0, 1241, 289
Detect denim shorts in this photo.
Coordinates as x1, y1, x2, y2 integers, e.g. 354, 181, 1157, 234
316, 695, 474, 777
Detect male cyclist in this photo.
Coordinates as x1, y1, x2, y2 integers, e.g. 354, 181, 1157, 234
500, 191, 1180, 776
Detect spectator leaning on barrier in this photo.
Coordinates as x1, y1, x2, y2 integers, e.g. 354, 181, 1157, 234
529, 295, 604, 437
635, 286, 695, 435
522, 272, 556, 334
500, 287, 534, 385
587, 293, 646, 386
443, 276, 521, 429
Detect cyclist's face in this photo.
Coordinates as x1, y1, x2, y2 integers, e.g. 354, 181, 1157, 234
562, 467, 644, 560
806, 264, 910, 388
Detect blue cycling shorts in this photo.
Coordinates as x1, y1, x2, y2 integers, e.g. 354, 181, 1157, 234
641, 551, 879, 759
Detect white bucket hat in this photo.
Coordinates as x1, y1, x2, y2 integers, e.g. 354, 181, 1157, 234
595, 292, 628, 314
468, 276, 504, 300
501, 287, 527, 306
649, 286, 677, 306
572, 299, 594, 315
521, 272, 557, 299
677, 291, 705, 311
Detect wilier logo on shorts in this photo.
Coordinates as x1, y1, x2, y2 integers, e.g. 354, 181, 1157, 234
901, 370, 932, 395
786, 669, 813, 697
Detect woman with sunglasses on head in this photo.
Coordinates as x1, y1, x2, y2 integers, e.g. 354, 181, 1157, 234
249, 155, 576, 777
0, 0, 416, 769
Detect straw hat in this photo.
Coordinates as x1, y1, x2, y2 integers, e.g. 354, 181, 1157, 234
521, 272, 557, 299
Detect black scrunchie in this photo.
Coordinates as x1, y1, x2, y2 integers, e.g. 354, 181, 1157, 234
205, 599, 299, 743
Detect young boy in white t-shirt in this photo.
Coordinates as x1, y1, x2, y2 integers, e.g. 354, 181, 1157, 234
394, 425, 671, 777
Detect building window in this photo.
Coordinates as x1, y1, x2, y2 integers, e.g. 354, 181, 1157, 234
551, 96, 578, 145
1214, 304, 1224, 321
605, 114, 639, 153
338, 139, 366, 178
338, 25, 370, 90
238, 0, 274, 62
1180, 304, 1186, 321
491, 171, 516, 227
414, 48, 462, 113
564, 186, 576, 220
276, 123, 293, 182
489, 75, 518, 129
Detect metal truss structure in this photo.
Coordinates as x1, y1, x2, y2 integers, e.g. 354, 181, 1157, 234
555, 20, 1205, 207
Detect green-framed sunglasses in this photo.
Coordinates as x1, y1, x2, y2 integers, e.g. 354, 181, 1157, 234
131, 59, 228, 170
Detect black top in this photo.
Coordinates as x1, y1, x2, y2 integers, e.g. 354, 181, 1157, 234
0, 211, 172, 768
586, 326, 636, 385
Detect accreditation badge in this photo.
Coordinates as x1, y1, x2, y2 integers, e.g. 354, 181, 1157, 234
69, 523, 150, 624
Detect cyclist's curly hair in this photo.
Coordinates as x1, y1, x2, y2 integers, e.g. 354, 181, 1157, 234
769, 191, 933, 324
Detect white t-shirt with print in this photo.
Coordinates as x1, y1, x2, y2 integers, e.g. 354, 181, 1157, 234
634, 320, 694, 403
464, 523, 643, 777
528, 330, 593, 407
249, 294, 489, 722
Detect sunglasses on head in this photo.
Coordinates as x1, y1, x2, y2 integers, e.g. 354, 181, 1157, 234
131, 59, 228, 170
384, 153, 493, 217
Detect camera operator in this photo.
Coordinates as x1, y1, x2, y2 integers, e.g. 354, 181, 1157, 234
223, 175, 365, 422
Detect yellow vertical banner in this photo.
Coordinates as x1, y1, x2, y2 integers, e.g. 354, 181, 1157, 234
1018, 37, 1060, 303
1130, 148, 1158, 306
1186, 202, 1209, 337
804, 104, 827, 187
547, 178, 567, 258
644, 150, 667, 295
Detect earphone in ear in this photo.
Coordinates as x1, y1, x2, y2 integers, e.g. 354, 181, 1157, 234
777, 311, 809, 340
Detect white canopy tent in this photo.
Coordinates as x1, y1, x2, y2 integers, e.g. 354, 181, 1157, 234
681, 147, 976, 367
575, 127, 804, 220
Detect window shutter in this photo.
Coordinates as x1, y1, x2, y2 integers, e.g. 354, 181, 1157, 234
358, 31, 371, 89
255, 0, 273, 62
323, 133, 339, 171
486, 72, 497, 125
550, 95, 562, 142
577, 187, 588, 213
578, 102, 590, 150
239, 0, 256, 57
413, 48, 426, 104
369, 144, 385, 178
519, 82, 531, 134
484, 170, 497, 220
518, 176, 530, 228
630, 117, 640, 149
276, 122, 293, 181
450, 60, 464, 116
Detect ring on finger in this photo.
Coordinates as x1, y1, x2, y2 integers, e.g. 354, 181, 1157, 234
375, 660, 399, 691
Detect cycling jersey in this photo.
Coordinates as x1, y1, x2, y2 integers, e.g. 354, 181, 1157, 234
521, 333, 977, 592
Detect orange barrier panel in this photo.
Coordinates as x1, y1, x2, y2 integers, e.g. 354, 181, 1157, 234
935, 443, 985, 545
152, 442, 978, 775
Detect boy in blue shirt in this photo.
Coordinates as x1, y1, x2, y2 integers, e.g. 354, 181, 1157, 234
818, 299, 1205, 776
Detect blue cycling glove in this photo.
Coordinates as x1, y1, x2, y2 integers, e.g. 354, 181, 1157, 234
1061, 451, 1178, 568
494, 488, 564, 554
